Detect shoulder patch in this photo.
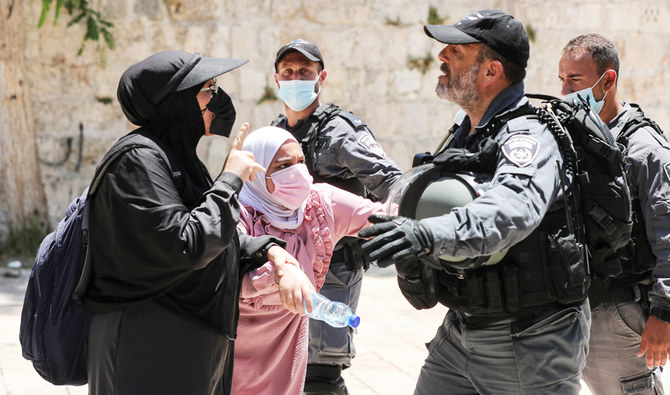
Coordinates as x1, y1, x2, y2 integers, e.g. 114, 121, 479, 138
357, 133, 386, 159
337, 111, 367, 129
664, 162, 670, 181
501, 134, 540, 167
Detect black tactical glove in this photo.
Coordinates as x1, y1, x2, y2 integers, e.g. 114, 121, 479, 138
358, 215, 434, 268
432, 137, 499, 173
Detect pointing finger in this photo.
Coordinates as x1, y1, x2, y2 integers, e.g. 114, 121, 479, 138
232, 122, 249, 151
247, 161, 265, 182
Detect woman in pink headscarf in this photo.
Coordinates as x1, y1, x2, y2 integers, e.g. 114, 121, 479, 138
231, 126, 385, 395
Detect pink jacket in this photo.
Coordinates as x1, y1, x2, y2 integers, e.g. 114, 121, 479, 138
232, 183, 384, 395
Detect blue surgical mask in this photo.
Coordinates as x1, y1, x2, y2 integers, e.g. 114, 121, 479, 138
277, 73, 321, 111
562, 71, 610, 114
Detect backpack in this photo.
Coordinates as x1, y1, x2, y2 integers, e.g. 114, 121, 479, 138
524, 94, 633, 278
434, 94, 634, 276
19, 130, 181, 385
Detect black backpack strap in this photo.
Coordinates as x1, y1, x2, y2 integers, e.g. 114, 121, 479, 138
270, 114, 287, 127
73, 131, 182, 300
435, 122, 461, 154
301, 103, 342, 175
335, 109, 371, 134
479, 102, 537, 140
616, 103, 667, 148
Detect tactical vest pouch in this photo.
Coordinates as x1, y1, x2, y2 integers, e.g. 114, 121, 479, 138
434, 265, 536, 316
432, 219, 589, 316
543, 227, 590, 305
619, 201, 655, 275
396, 259, 438, 310
627, 236, 655, 274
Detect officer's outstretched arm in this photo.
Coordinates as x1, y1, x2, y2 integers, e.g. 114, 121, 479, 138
358, 214, 433, 268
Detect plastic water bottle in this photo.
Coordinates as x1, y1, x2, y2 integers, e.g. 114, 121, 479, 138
303, 292, 360, 328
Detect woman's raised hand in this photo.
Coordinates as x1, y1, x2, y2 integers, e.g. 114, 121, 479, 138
222, 123, 265, 183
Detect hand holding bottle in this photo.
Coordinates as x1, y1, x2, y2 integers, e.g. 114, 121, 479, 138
276, 263, 315, 316
303, 292, 360, 328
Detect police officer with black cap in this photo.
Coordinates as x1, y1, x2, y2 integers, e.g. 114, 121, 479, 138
359, 10, 591, 394
271, 39, 402, 394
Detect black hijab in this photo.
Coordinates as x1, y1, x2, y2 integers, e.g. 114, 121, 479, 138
117, 51, 247, 194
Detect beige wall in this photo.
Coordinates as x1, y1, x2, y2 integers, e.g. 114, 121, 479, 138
26, 0, 670, 227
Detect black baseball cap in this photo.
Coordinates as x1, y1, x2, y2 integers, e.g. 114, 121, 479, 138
274, 39, 324, 71
424, 9, 529, 68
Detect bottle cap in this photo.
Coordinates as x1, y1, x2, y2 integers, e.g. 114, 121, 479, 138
348, 315, 360, 328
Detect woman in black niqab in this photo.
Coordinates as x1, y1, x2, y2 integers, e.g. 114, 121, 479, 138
117, 50, 229, 197
85, 51, 278, 395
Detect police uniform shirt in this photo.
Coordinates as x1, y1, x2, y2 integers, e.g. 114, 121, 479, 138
276, 105, 402, 202
608, 102, 670, 318
423, 83, 569, 265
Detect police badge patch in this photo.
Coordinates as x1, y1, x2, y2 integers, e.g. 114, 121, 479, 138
357, 133, 386, 158
501, 134, 540, 167
665, 163, 670, 181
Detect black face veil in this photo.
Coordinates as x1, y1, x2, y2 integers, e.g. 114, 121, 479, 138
206, 88, 236, 138
116, 51, 248, 190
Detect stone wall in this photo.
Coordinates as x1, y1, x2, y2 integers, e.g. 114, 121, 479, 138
24, 0, 670, 228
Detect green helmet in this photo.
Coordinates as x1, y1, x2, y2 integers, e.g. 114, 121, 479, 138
385, 164, 507, 268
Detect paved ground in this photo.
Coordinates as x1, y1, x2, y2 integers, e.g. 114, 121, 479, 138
0, 263, 666, 394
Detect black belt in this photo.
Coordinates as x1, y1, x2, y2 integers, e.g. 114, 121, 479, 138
603, 284, 648, 303
331, 238, 367, 271
460, 302, 579, 328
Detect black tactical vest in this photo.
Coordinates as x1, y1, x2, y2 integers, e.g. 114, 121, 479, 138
272, 103, 368, 197
591, 103, 666, 299
429, 108, 589, 318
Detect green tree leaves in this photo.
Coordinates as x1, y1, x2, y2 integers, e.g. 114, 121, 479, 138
37, 0, 115, 57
